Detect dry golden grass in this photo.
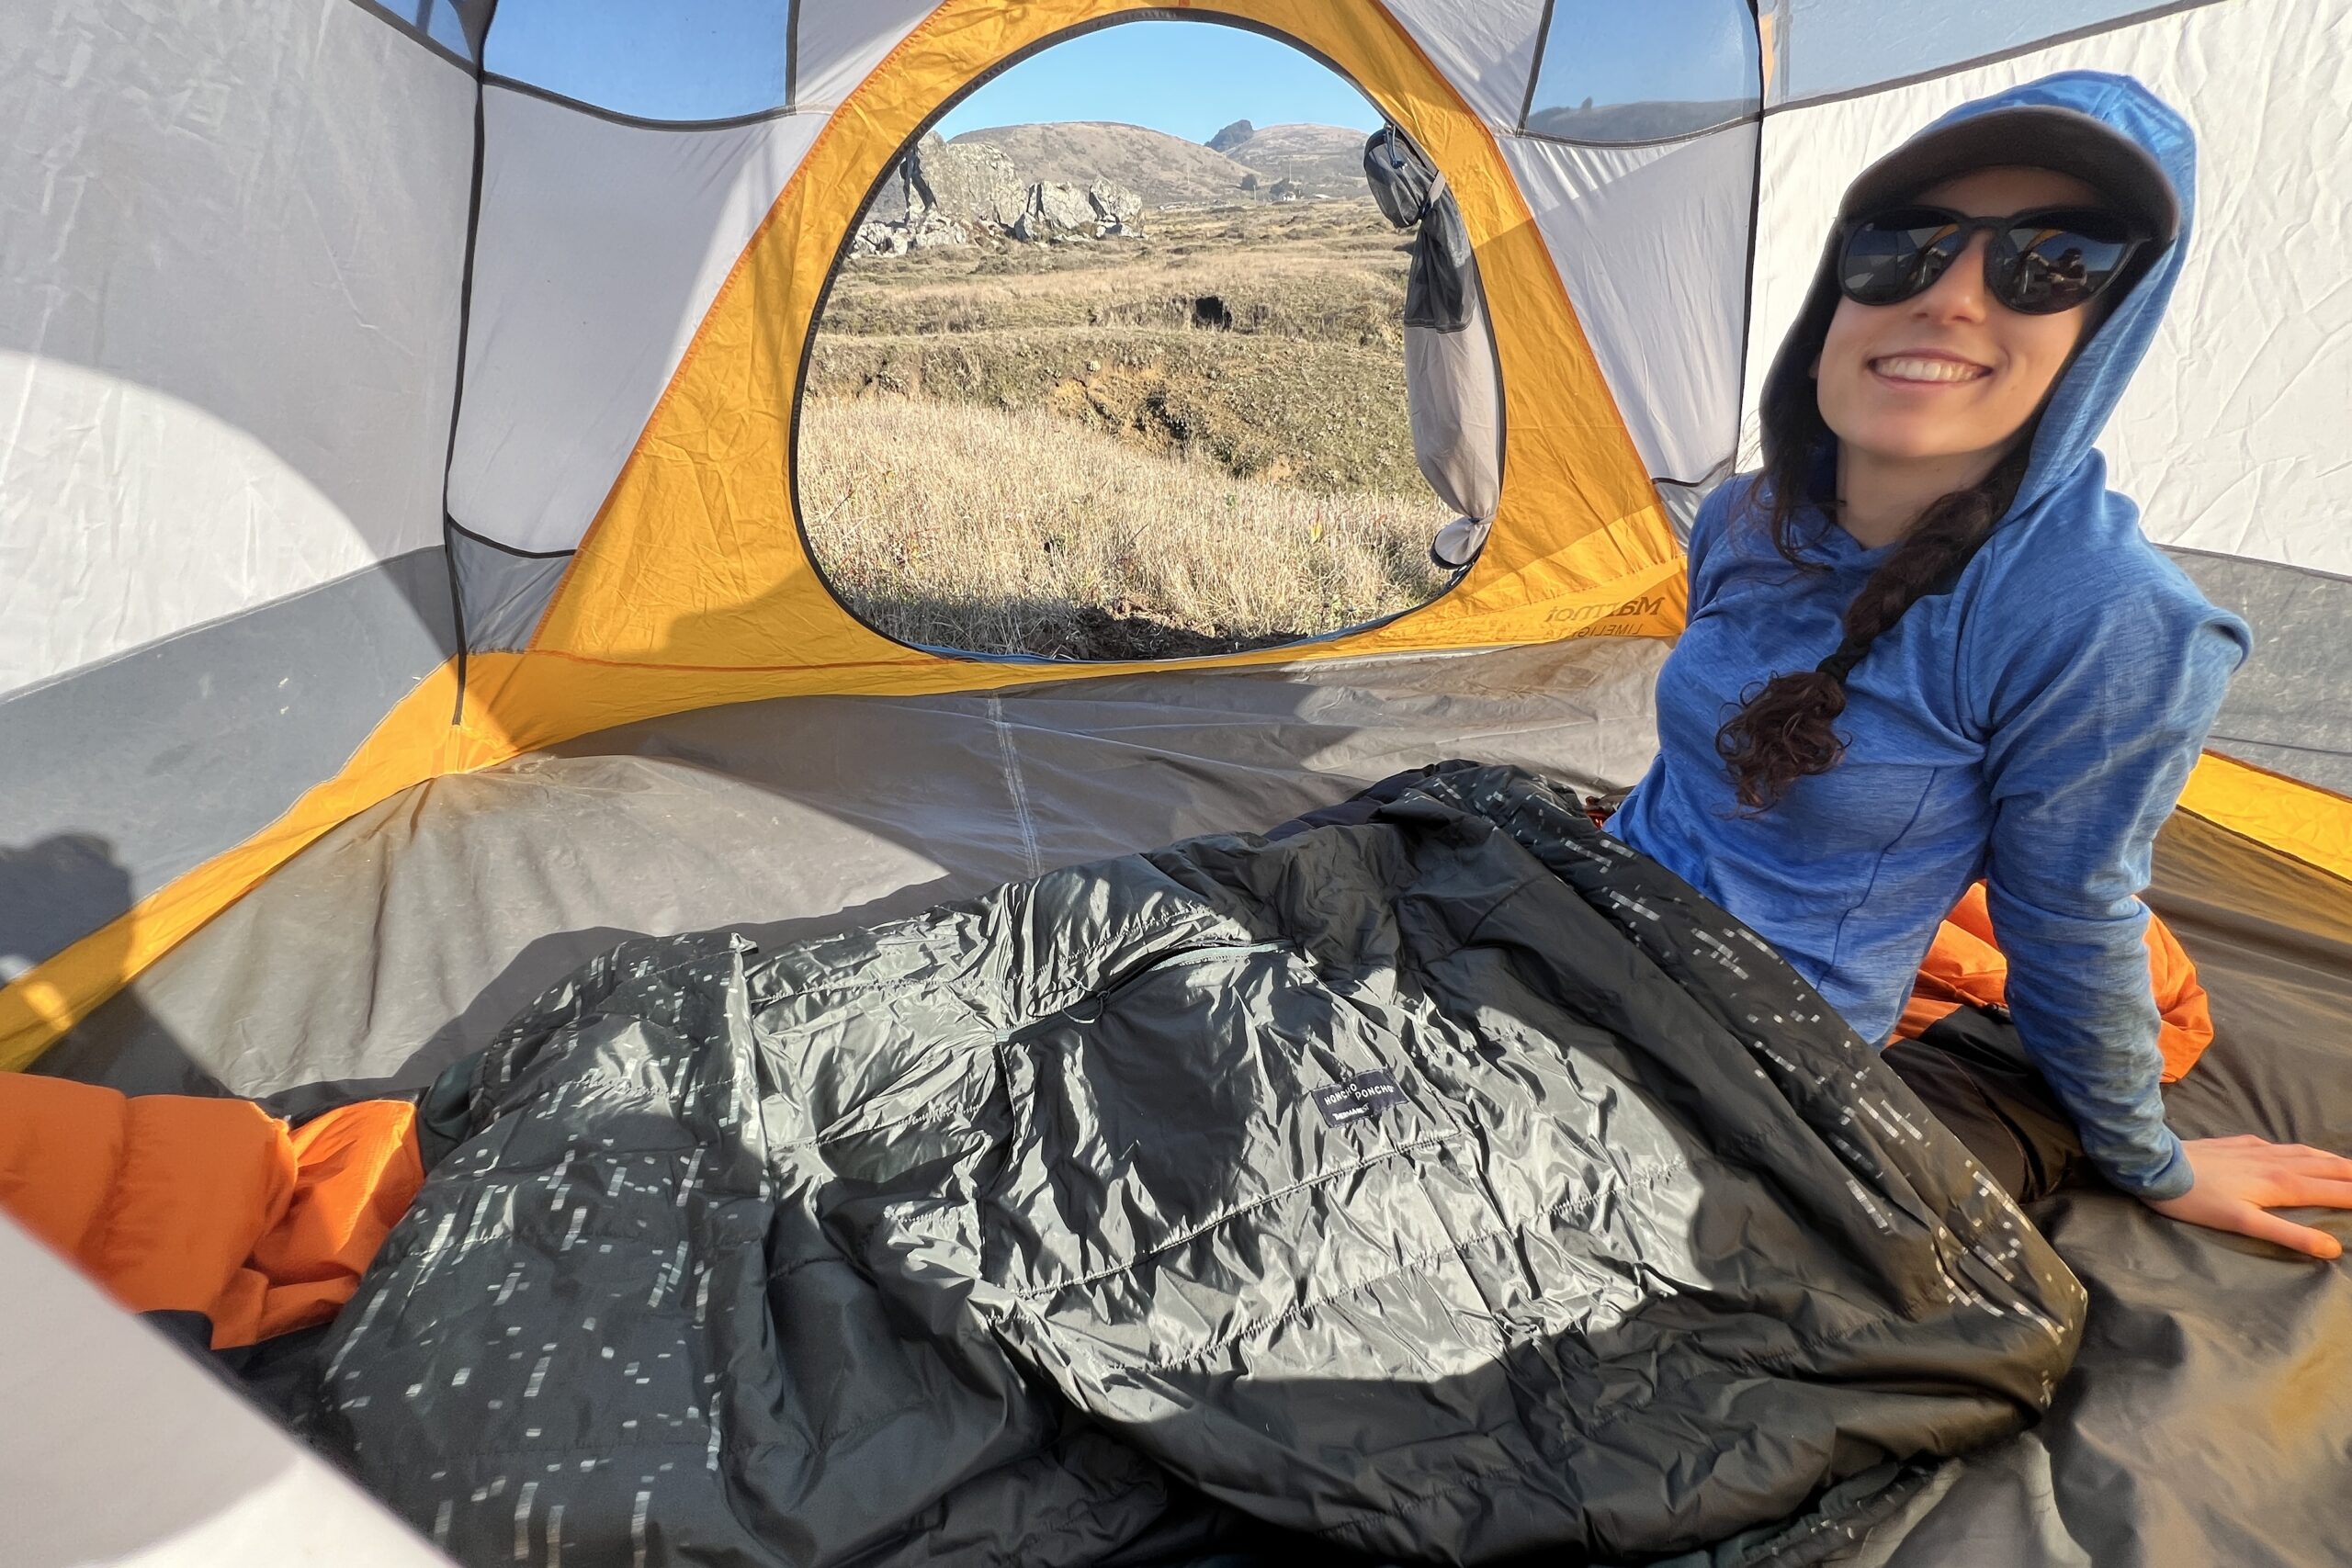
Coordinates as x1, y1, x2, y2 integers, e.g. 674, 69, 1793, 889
806, 197, 1452, 658
799, 398, 1454, 660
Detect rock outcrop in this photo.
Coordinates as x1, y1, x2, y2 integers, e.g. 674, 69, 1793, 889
1205, 118, 1255, 153
854, 133, 1148, 254
911, 135, 1026, 229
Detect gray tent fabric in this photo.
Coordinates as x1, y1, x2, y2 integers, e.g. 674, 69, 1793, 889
0, 548, 458, 974
2165, 547, 2352, 797
449, 528, 574, 654
43, 643, 1669, 1098
306, 762, 2082, 1566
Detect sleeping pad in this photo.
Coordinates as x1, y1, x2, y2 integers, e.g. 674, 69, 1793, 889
305, 762, 2085, 1565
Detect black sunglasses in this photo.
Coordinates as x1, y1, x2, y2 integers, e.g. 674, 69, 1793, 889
1838, 205, 2148, 315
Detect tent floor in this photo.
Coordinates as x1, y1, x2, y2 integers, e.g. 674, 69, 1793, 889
42, 642, 2352, 1567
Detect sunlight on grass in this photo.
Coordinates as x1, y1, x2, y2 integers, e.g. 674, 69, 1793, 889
799, 398, 1453, 659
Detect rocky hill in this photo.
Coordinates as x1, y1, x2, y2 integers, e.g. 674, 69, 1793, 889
855, 132, 1146, 255
949, 120, 1264, 208
856, 119, 1378, 254
1217, 122, 1368, 198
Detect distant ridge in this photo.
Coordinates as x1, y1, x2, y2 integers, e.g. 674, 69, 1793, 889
949, 118, 1370, 206
951, 121, 1261, 207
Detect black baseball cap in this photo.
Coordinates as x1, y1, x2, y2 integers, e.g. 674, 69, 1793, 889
1838, 102, 2180, 242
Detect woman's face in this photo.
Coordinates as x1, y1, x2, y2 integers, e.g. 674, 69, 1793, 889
1815, 165, 2106, 470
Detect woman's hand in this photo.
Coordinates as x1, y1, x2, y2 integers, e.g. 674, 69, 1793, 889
2141, 1135, 2352, 1258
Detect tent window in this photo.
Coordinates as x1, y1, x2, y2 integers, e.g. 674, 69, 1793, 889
1524, 0, 1761, 143
795, 20, 1471, 662
482, 0, 791, 120
1765, 1, 2188, 107
355, 0, 481, 61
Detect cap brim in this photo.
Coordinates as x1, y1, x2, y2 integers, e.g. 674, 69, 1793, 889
1839, 104, 2179, 241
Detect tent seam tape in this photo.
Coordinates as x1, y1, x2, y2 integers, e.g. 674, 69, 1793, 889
988, 695, 1046, 877
1515, 0, 1558, 134
480, 73, 799, 132
441, 5, 497, 716
1732, 0, 1767, 459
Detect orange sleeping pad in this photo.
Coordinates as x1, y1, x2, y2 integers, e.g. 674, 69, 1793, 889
0, 1076, 423, 1349
1897, 882, 2215, 1082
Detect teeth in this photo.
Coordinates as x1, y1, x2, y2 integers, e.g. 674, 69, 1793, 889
1874, 355, 1985, 383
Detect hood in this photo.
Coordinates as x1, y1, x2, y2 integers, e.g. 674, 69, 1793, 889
1761, 71, 2196, 519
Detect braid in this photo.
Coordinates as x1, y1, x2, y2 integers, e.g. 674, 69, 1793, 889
1716, 442, 2028, 812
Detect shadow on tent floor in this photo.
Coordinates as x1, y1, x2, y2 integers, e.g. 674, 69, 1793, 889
39, 640, 2352, 1567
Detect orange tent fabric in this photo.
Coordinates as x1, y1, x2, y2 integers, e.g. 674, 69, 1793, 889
0, 1076, 422, 1349
1897, 883, 2215, 1082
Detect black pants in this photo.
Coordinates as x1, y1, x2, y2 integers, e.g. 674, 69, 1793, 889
1883, 1005, 2097, 1204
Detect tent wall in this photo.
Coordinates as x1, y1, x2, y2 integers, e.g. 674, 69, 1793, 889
0, 0, 477, 977
513, 0, 1678, 676
443, 0, 1724, 600
2168, 552, 2352, 799
1500, 128, 1756, 488
1744, 0, 2352, 794
0, 0, 475, 694
446, 90, 827, 558
0, 552, 457, 976
0, 1211, 453, 1565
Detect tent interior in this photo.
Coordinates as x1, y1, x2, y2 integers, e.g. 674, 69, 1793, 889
3, 0, 2348, 1563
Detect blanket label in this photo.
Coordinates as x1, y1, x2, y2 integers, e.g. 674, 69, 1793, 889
1312, 1069, 1408, 1127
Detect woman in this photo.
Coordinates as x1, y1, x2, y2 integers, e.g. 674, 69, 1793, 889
1609, 72, 2352, 1258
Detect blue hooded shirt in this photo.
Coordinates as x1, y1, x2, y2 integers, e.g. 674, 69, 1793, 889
1610, 73, 2249, 1201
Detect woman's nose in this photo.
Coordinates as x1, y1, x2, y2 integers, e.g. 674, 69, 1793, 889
1913, 232, 1994, 321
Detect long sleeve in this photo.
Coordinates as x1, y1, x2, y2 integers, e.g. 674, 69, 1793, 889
1971, 572, 2248, 1199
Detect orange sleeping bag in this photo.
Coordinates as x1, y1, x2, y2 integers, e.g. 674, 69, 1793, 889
1897, 882, 2215, 1082
0, 1076, 423, 1348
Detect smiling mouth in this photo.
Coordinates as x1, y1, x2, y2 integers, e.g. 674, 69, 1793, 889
1871, 355, 1990, 385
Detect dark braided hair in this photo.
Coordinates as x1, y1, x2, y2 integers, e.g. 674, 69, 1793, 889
1715, 282, 2034, 811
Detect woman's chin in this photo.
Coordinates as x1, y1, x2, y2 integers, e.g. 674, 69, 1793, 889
1828, 415, 1999, 468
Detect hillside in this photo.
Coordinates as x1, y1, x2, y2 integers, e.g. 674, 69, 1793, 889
950, 121, 1256, 207
1220, 122, 1367, 197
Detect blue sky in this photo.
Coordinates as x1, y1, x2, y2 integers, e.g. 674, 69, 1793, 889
478, 0, 1782, 130
934, 22, 1383, 142
482, 5, 1384, 133
1531, 0, 1759, 115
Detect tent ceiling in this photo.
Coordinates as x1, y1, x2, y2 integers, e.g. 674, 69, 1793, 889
1764, 0, 2230, 107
